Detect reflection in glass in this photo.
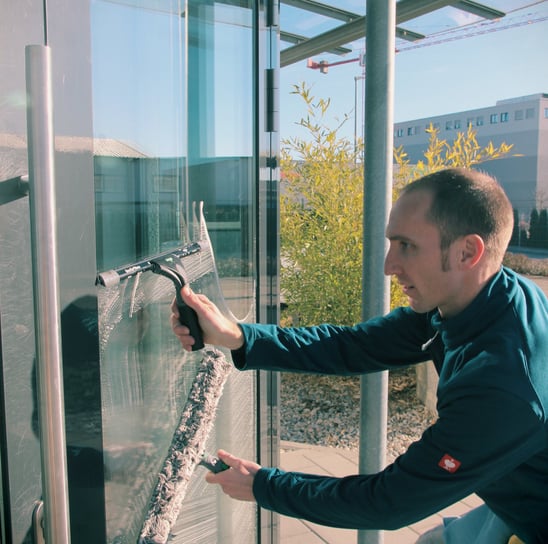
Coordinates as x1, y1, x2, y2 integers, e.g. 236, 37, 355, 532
92, 0, 187, 273
91, 1, 257, 542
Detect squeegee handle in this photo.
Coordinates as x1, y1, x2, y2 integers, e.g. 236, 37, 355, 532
176, 294, 204, 351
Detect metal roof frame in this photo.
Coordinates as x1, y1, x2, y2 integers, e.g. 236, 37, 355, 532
280, 0, 507, 67
281, 0, 427, 45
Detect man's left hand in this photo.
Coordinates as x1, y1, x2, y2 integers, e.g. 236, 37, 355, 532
205, 449, 261, 502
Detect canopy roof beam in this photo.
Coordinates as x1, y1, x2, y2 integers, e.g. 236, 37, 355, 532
280, 0, 506, 67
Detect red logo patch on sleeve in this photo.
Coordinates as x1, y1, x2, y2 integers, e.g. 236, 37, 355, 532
438, 454, 461, 473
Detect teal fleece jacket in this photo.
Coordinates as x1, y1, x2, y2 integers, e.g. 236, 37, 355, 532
231, 267, 548, 544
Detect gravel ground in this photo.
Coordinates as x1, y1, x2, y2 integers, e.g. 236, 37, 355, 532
280, 367, 437, 464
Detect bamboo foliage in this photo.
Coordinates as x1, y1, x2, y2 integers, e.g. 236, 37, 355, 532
281, 85, 515, 326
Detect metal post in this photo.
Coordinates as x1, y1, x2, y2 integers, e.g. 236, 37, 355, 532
26, 44, 71, 544
358, 0, 396, 543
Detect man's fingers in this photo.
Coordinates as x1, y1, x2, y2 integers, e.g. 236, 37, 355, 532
203, 450, 260, 502
217, 449, 238, 467
180, 285, 211, 311
170, 288, 244, 350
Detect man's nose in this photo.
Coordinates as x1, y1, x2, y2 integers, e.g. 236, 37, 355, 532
384, 246, 399, 276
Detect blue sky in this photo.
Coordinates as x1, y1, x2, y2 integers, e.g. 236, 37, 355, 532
90, 1, 548, 156
279, 2, 548, 144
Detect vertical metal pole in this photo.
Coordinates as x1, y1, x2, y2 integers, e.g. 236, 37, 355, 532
26, 44, 71, 544
358, 0, 395, 543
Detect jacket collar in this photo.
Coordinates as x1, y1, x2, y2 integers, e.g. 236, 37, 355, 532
429, 267, 516, 349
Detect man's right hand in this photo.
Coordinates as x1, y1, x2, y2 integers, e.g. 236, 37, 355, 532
170, 286, 245, 351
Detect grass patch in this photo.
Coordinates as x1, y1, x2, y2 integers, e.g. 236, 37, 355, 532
503, 252, 548, 276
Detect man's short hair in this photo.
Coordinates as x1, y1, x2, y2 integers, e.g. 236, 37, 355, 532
401, 168, 514, 265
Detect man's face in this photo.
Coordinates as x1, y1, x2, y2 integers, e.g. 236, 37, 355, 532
384, 190, 464, 317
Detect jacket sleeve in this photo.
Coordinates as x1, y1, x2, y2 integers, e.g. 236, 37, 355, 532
251, 380, 545, 531
231, 307, 433, 375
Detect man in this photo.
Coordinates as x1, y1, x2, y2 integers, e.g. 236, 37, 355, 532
172, 168, 548, 544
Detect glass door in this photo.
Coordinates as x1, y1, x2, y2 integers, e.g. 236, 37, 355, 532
1, 1, 273, 543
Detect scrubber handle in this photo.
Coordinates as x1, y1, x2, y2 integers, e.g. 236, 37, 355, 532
199, 453, 229, 473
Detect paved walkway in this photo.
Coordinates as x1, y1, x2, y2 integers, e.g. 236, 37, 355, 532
279, 441, 483, 544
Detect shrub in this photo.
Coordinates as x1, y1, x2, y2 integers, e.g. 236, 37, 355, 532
281, 85, 517, 326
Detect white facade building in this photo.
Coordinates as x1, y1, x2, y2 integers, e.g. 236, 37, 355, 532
394, 93, 548, 217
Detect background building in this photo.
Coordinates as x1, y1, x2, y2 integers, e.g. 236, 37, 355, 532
395, 93, 548, 219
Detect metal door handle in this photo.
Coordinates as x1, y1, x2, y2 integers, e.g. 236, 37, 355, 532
32, 501, 45, 544
26, 44, 71, 544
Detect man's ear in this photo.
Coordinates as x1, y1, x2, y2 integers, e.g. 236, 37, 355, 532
458, 234, 485, 269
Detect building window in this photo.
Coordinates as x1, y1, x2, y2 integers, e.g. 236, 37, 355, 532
526, 108, 535, 119
500, 112, 509, 123
515, 110, 523, 120
445, 120, 453, 130
476, 116, 484, 126
396, 128, 404, 137
407, 126, 414, 136
454, 119, 461, 129
467, 117, 474, 127
490, 113, 498, 124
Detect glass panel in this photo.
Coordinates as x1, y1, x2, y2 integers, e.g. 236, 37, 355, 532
91, 1, 257, 542
0, 3, 45, 543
